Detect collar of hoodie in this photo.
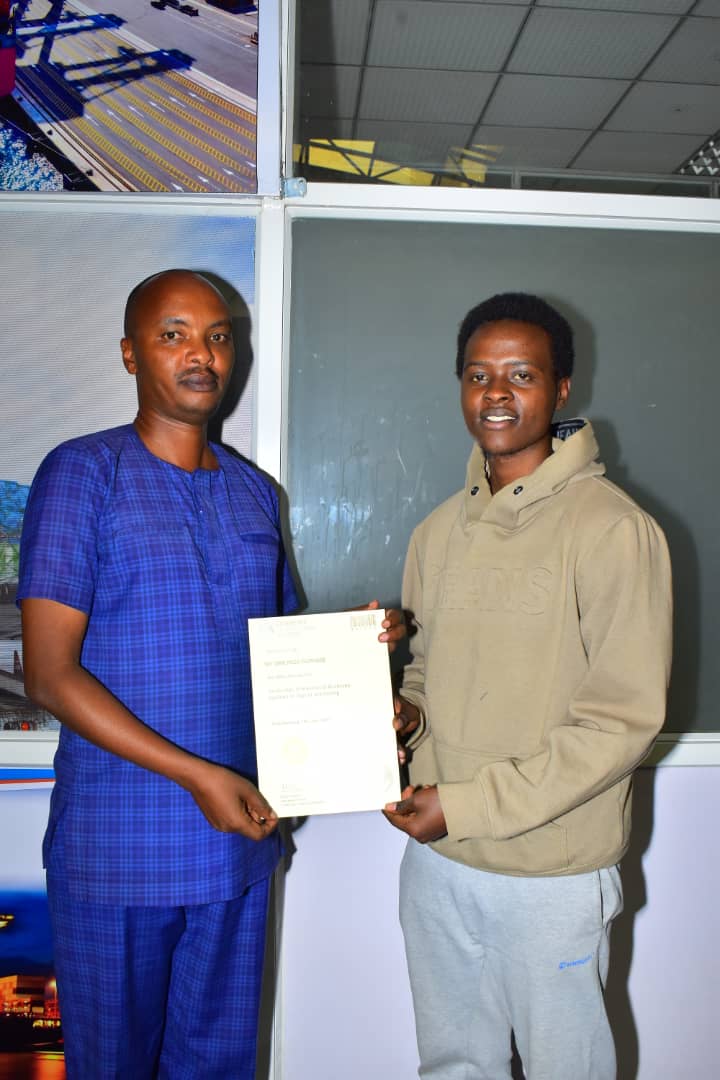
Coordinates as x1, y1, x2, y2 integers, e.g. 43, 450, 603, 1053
462, 419, 605, 530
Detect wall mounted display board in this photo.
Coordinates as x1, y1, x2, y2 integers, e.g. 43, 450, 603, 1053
287, 217, 719, 734
0, 198, 258, 765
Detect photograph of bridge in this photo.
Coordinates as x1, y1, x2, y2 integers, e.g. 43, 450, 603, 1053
0, 647, 58, 733
1, 0, 259, 191
0, 480, 25, 643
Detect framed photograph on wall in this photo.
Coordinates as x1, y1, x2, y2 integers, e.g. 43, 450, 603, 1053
0, 194, 259, 766
0, 0, 277, 194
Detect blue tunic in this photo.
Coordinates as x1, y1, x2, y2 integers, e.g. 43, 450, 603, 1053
18, 425, 298, 905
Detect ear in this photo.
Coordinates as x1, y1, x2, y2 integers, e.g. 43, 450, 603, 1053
555, 376, 571, 411
121, 338, 137, 375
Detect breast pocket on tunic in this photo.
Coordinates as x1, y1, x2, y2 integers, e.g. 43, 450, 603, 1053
231, 530, 283, 617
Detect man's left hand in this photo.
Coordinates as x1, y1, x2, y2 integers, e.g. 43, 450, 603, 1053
363, 600, 405, 653
383, 784, 447, 843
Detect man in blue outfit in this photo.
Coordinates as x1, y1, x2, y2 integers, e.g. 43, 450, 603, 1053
19, 269, 402, 1078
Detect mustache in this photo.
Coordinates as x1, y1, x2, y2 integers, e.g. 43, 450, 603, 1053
178, 366, 219, 382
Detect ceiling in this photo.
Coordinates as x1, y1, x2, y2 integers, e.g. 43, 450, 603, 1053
296, 0, 720, 187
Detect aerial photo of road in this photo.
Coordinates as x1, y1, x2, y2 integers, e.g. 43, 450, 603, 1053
5, 0, 259, 191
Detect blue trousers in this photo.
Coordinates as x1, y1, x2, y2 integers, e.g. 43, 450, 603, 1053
400, 840, 622, 1080
47, 872, 270, 1080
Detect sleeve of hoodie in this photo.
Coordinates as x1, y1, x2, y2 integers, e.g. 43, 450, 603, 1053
397, 527, 430, 748
437, 509, 673, 843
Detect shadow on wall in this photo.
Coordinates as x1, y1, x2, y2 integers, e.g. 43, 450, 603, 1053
590, 420, 695, 1078
593, 419, 699, 740
200, 271, 254, 447
603, 767, 657, 1080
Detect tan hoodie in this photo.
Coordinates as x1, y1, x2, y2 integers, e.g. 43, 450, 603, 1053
401, 421, 672, 876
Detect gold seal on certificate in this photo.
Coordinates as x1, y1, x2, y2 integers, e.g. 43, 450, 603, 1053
248, 610, 400, 817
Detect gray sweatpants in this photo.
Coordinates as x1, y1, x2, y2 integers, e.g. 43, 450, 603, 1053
400, 840, 622, 1080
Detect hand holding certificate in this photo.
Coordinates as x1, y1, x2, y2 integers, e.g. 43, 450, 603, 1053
248, 609, 401, 818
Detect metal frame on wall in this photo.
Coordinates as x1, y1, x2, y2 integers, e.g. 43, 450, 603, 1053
3, 183, 720, 768
0, 5, 719, 1078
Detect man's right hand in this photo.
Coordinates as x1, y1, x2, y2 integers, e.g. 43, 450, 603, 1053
22, 598, 279, 843
184, 762, 278, 840
394, 696, 421, 765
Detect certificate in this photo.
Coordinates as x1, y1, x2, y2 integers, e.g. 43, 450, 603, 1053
248, 610, 400, 817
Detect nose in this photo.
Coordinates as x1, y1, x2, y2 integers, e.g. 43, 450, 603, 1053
188, 336, 214, 366
483, 375, 512, 401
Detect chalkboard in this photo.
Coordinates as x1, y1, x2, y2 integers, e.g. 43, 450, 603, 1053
287, 217, 719, 734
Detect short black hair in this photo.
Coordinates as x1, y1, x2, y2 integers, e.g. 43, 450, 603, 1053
455, 292, 574, 381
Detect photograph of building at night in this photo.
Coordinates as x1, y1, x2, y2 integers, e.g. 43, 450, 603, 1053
0, 891, 63, 1073
0, 885, 62, 1071
0, 781, 63, 1076
0, 646, 59, 734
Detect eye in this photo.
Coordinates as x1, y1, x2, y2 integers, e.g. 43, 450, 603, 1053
162, 330, 183, 341
513, 370, 533, 383
467, 370, 487, 383
210, 332, 231, 343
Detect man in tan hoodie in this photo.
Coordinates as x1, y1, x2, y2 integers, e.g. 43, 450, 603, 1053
384, 292, 672, 1079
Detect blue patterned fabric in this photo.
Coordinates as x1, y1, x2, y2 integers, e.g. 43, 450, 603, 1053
18, 425, 298, 905
47, 863, 270, 1080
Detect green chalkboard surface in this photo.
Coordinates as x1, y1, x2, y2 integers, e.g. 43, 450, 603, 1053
287, 218, 719, 733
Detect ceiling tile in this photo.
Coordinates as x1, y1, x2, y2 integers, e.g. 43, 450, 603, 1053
407, 0, 531, 4
508, 9, 677, 78
643, 18, 720, 83
572, 129, 708, 171
537, 0, 693, 11
298, 117, 356, 141
299, 66, 363, 119
300, 0, 373, 66
468, 124, 591, 166
367, 2, 527, 70
359, 68, 497, 123
355, 119, 475, 165
484, 74, 630, 127
470, 125, 591, 167
606, 81, 720, 133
